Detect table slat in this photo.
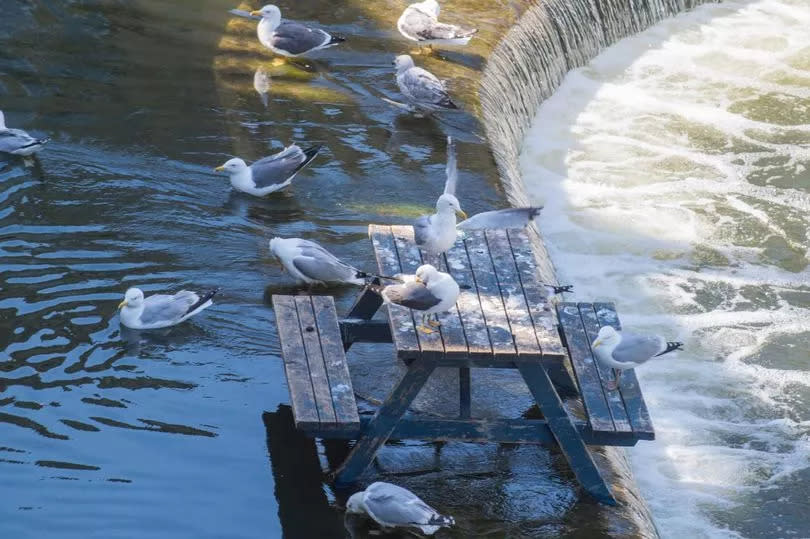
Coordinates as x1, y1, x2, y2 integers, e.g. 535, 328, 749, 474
464, 230, 516, 358
294, 297, 338, 424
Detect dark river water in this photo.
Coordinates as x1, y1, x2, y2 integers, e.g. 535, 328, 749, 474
0, 1, 593, 538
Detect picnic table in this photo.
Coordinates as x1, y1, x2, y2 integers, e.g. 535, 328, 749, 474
271, 225, 655, 505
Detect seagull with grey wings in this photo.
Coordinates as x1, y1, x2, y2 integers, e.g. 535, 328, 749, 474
250, 4, 345, 61
414, 137, 545, 255
0, 110, 49, 156
215, 144, 321, 197
346, 481, 455, 535
394, 55, 457, 115
398, 0, 477, 54
371, 264, 459, 334
592, 325, 683, 390
269, 237, 399, 286
118, 287, 219, 330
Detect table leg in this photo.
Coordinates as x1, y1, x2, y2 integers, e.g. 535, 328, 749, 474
334, 358, 436, 484
459, 368, 471, 419
518, 363, 616, 505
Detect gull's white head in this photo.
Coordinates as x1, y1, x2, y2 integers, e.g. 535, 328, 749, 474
346, 492, 365, 514
214, 158, 249, 176
393, 54, 415, 73
268, 237, 282, 256
118, 287, 144, 310
592, 326, 620, 350
415, 264, 439, 284
250, 4, 282, 22
436, 193, 467, 220
418, 0, 440, 16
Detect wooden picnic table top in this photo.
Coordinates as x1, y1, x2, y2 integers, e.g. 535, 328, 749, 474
369, 224, 565, 364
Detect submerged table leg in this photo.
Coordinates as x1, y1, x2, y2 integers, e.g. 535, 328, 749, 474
518, 363, 616, 505
459, 368, 471, 419
334, 358, 436, 484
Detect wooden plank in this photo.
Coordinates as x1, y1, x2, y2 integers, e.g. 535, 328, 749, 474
312, 296, 360, 428
271, 296, 320, 429
391, 225, 444, 360
506, 229, 565, 358
593, 303, 655, 438
464, 230, 516, 358
578, 303, 632, 433
294, 297, 337, 425
369, 225, 421, 358
518, 363, 616, 505
443, 234, 492, 357
485, 229, 542, 359
334, 359, 436, 484
557, 302, 615, 433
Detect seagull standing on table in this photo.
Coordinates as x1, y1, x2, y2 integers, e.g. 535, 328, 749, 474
0, 110, 49, 156
394, 55, 457, 114
372, 264, 459, 334
118, 287, 218, 330
250, 4, 345, 62
270, 237, 395, 286
346, 482, 455, 535
398, 0, 477, 54
214, 144, 321, 197
592, 326, 683, 390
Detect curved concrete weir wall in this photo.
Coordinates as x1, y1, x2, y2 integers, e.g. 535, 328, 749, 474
479, 0, 717, 535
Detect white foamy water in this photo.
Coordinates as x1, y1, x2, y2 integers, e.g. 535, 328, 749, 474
520, 1, 810, 537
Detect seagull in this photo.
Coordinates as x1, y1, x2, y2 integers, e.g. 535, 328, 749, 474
592, 325, 683, 390
118, 287, 218, 330
372, 264, 459, 334
0, 110, 49, 156
397, 0, 477, 54
456, 207, 543, 230
250, 4, 345, 63
346, 482, 455, 536
394, 55, 457, 114
269, 237, 397, 286
214, 144, 321, 197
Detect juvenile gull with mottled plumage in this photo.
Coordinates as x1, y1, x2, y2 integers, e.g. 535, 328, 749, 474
215, 144, 321, 197
398, 0, 477, 49
346, 481, 455, 535
394, 55, 457, 114
250, 4, 345, 58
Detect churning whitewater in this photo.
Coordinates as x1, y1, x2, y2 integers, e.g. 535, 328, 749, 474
521, 1, 810, 537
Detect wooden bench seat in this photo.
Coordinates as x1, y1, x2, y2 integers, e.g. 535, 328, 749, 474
272, 295, 360, 435
557, 302, 655, 441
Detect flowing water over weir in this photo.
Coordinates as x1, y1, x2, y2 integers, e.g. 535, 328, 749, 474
518, 1, 810, 537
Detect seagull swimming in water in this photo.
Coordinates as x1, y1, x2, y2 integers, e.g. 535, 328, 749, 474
592, 325, 683, 390
269, 237, 396, 286
394, 55, 457, 115
0, 110, 49, 156
372, 264, 459, 334
214, 144, 321, 197
118, 287, 218, 330
346, 482, 455, 535
250, 4, 345, 61
397, 0, 477, 54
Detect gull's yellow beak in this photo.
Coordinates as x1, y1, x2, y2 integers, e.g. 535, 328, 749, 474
415, 277, 424, 284
592, 338, 602, 349
214, 165, 225, 172
118, 300, 127, 310
456, 210, 468, 220
250, 10, 262, 16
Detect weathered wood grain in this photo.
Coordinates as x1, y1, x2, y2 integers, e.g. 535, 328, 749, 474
369, 225, 421, 358
271, 295, 320, 429
593, 302, 655, 438
294, 297, 338, 424
312, 296, 360, 429
507, 229, 565, 358
486, 229, 542, 359
557, 302, 615, 433
392, 226, 444, 360
578, 303, 632, 433
464, 230, 516, 358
